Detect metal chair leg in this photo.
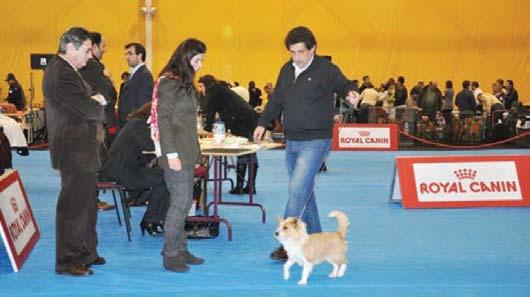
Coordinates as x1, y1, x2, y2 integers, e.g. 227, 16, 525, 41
111, 190, 122, 226
118, 188, 131, 242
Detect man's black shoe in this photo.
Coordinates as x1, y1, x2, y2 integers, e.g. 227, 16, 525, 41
270, 246, 288, 261
88, 256, 106, 266
55, 264, 93, 276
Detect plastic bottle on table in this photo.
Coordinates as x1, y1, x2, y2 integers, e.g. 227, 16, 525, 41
213, 114, 225, 144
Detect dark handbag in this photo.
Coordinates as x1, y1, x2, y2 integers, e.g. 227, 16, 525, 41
185, 217, 219, 239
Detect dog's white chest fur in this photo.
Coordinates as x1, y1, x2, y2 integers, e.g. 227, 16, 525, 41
283, 244, 306, 265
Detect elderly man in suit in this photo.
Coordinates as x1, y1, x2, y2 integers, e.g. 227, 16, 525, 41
117, 42, 153, 129
43, 27, 107, 276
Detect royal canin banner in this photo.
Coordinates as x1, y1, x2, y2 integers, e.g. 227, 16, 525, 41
332, 124, 398, 151
0, 170, 39, 273
394, 155, 530, 208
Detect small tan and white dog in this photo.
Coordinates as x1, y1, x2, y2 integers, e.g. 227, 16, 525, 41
274, 211, 349, 285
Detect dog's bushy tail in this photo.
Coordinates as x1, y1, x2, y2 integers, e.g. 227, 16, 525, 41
329, 210, 349, 238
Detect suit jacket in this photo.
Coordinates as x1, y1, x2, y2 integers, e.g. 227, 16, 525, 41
100, 118, 163, 190
204, 83, 257, 138
455, 89, 477, 114
117, 64, 153, 127
43, 56, 105, 172
157, 78, 200, 169
79, 58, 117, 128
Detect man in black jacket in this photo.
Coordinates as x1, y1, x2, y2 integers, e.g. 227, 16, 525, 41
200, 74, 259, 194
79, 31, 118, 211
503, 80, 518, 110
43, 27, 107, 276
5, 73, 25, 111
117, 42, 153, 129
80, 32, 117, 147
455, 80, 477, 118
253, 26, 355, 261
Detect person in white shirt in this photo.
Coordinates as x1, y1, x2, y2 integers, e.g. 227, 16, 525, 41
231, 81, 249, 102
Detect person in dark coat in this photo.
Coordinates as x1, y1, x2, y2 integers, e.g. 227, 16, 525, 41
79, 31, 118, 212
80, 32, 118, 148
503, 80, 518, 110
200, 74, 259, 195
417, 81, 442, 121
43, 27, 107, 276
100, 103, 169, 236
455, 80, 477, 118
4, 73, 25, 111
248, 80, 262, 108
394, 76, 408, 106
117, 42, 153, 130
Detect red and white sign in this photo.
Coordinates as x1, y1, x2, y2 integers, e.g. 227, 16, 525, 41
332, 124, 398, 151
391, 155, 530, 208
0, 170, 39, 272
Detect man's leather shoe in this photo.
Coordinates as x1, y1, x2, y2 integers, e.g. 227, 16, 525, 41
97, 201, 115, 211
270, 246, 288, 261
179, 251, 204, 265
128, 198, 147, 207
86, 256, 106, 267
163, 256, 190, 273
56, 264, 93, 276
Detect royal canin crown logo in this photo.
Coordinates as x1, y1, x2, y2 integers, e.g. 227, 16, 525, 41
358, 131, 370, 137
10, 197, 18, 213
453, 169, 477, 180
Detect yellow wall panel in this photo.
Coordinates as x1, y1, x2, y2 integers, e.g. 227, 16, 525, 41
1, 0, 528, 105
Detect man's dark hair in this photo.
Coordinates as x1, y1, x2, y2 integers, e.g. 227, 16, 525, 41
284, 26, 317, 50
462, 80, 470, 89
398, 76, 405, 84
125, 42, 146, 62
88, 32, 102, 46
362, 75, 369, 81
506, 80, 514, 87
471, 81, 479, 88
446, 80, 453, 88
58, 27, 90, 54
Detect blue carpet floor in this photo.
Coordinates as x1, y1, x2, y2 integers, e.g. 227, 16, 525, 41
1, 148, 530, 296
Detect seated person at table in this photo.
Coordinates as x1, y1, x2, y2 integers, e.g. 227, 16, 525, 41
199, 74, 259, 194
4, 73, 25, 111
100, 103, 169, 236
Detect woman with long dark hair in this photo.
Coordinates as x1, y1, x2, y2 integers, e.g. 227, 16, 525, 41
148, 38, 206, 272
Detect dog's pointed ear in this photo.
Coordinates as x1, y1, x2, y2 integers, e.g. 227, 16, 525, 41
276, 216, 284, 224
293, 218, 299, 227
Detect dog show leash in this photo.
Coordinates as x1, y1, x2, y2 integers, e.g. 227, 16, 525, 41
296, 151, 331, 219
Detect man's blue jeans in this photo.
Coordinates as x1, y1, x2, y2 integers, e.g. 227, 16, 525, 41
284, 138, 331, 234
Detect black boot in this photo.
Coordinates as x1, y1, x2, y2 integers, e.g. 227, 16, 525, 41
243, 165, 258, 194
229, 164, 246, 194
